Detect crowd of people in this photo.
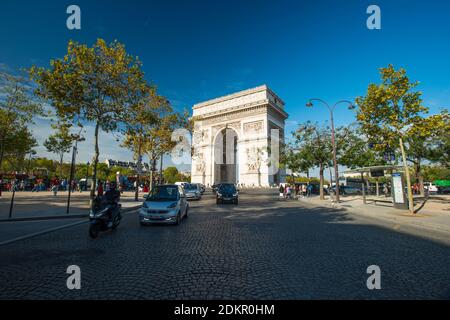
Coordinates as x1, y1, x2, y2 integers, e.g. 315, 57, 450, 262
279, 183, 314, 200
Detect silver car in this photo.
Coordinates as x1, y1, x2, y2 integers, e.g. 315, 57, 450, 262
139, 185, 189, 225
183, 183, 202, 200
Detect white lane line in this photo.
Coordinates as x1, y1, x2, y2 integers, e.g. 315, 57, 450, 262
0, 208, 140, 247
0, 220, 87, 247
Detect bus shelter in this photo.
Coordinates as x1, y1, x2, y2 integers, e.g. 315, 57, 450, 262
343, 165, 408, 209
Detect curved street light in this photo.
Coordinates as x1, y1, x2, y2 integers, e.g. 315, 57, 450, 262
306, 98, 355, 203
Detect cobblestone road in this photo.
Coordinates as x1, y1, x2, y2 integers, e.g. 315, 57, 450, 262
0, 190, 449, 299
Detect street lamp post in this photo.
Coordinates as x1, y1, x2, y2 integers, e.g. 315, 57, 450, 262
86, 161, 90, 191
306, 99, 354, 203
27, 150, 37, 174
66, 133, 85, 215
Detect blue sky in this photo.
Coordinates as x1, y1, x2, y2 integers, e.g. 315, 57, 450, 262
1, 0, 449, 173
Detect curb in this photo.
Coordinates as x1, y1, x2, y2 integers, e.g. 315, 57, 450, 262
0, 205, 141, 223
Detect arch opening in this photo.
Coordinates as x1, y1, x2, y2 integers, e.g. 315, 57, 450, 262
213, 128, 239, 184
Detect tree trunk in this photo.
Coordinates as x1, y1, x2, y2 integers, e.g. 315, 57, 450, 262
59, 152, 64, 179
135, 135, 142, 201
0, 147, 4, 174
319, 163, 324, 200
415, 161, 425, 196
159, 155, 163, 184
149, 157, 156, 191
0, 135, 5, 174
399, 137, 414, 214
90, 122, 100, 207
361, 173, 366, 204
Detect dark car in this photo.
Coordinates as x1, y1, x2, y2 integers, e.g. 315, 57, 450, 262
216, 183, 238, 205
339, 186, 362, 195
212, 183, 223, 194
438, 186, 450, 194
330, 185, 360, 195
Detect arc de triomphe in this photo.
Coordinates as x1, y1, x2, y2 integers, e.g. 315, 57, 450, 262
191, 85, 288, 187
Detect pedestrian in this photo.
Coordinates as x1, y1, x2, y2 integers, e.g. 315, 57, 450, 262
51, 184, 58, 196
279, 184, 285, 200
286, 184, 292, 200
307, 183, 313, 197
383, 184, 389, 197
98, 180, 104, 197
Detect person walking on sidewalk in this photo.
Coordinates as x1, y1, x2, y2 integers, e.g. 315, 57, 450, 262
286, 184, 292, 200
307, 183, 313, 197
51, 184, 58, 196
279, 184, 285, 200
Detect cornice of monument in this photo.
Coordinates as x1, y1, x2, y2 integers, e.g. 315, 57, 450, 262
195, 101, 288, 122
193, 84, 285, 110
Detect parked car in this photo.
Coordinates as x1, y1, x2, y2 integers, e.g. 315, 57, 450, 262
139, 185, 188, 225
216, 183, 239, 204
197, 183, 206, 194
424, 182, 438, 194
331, 185, 362, 196
183, 183, 202, 200
438, 186, 450, 194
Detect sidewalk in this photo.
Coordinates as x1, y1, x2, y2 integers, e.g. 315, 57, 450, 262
0, 191, 143, 221
297, 194, 450, 235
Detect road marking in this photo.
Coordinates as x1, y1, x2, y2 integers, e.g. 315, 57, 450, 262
0, 220, 87, 247
0, 208, 139, 247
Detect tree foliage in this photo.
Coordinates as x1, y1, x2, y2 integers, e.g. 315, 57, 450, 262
355, 65, 448, 211
292, 122, 332, 199
0, 71, 44, 172
30, 39, 146, 202
44, 122, 73, 177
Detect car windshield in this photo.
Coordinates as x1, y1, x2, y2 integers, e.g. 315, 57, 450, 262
146, 186, 179, 202
219, 184, 236, 193
184, 184, 197, 191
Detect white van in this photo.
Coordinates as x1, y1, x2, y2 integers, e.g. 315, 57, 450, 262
424, 182, 438, 194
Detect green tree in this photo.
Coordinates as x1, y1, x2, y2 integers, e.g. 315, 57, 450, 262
292, 122, 332, 200
44, 122, 73, 178
142, 109, 179, 189
31, 39, 145, 205
282, 145, 314, 181
0, 71, 44, 172
121, 83, 161, 200
2, 127, 37, 172
336, 124, 385, 169
404, 115, 448, 195
355, 65, 447, 213
163, 166, 179, 184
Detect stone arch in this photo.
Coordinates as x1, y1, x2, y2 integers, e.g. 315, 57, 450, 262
212, 127, 239, 184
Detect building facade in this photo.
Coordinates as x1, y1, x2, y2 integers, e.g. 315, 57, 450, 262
191, 85, 288, 187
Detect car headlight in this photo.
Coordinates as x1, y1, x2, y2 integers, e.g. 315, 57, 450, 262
167, 202, 178, 209
217, 193, 222, 197
233, 193, 238, 197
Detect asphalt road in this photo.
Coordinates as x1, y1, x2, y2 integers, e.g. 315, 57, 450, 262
0, 189, 449, 299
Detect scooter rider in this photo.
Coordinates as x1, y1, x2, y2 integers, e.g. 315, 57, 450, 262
104, 181, 121, 227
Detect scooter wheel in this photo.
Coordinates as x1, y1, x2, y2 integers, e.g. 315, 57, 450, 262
112, 216, 121, 230
89, 224, 100, 239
